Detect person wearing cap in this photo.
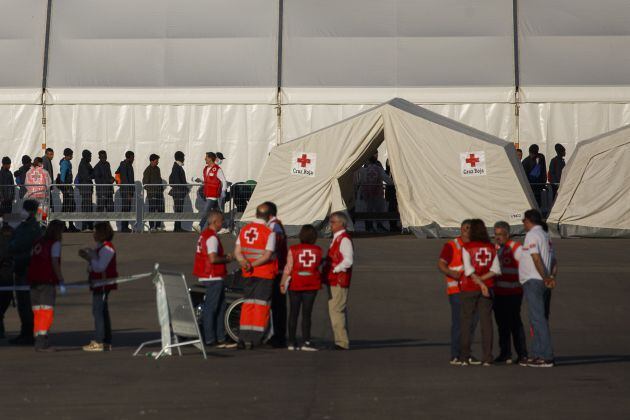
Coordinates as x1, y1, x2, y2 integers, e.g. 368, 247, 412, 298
169, 151, 189, 232
77, 150, 95, 231
199, 152, 227, 230
0, 157, 15, 217
58, 148, 79, 232
142, 154, 165, 232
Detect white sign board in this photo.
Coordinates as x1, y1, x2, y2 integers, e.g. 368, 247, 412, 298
291, 152, 316, 177
460, 151, 487, 177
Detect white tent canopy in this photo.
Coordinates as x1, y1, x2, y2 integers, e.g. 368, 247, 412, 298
547, 125, 630, 238
243, 98, 536, 237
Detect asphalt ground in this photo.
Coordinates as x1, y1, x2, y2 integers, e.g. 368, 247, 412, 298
0, 233, 629, 419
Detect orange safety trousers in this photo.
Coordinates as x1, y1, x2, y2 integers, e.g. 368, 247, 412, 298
240, 299, 270, 333
33, 305, 54, 336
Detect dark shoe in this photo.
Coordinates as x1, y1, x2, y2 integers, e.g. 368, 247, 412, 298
528, 358, 554, 368
518, 357, 530, 367
333, 344, 349, 351
237, 341, 246, 350
120, 228, 132, 233
245, 341, 254, 350
34, 335, 55, 352
9, 335, 35, 346
68, 226, 80, 233
494, 355, 513, 364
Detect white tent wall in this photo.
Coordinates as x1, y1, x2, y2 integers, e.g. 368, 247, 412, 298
0, 105, 43, 164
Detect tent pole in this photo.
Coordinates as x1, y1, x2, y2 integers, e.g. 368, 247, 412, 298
512, 0, 521, 149
276, 0, 284, 146
41, 0, 53, 151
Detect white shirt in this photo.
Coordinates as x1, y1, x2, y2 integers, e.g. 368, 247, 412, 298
51, 241, 62, 259
199, 235, 225, 282
462, 247, 501, 277
89, 243, 115, 273
236, 219, 276, 252
519, 225, 555, 283
332, 229, 353, 273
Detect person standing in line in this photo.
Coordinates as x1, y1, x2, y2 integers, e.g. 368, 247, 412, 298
94, 150, 115, 212
0, 157, 15, 218
516, 148, 523, 161
234, 203, 277, 349
280, 224, 322, 351
77, 150, 95, 231
14, 155, 32, 199
215, 152, 228, 212
25, 157, 51, 205
437, 219, 479, 365
117, 151, 135, 232
58, 148, 79, 232
548, 143, 566, 200
27, 220, 66, 352
198, 152, 227, 230
142, 154, 165, 232
169, 151, 188, 232
42, 148, 55, 212
521, 144, 547, 207
492, 221, 528, 366
520, 209, 557, 368
460, 219, 501, 367
356, 153, 393, 233
323, 211, 354, 350
193, 210, 236, 348
265, 201, 288, 348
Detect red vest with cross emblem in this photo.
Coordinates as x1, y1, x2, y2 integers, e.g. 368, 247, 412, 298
460, 241, 496, 292
88, 241, 119, 292
239, 222, 277, 280
27, 239, 61, 286
326, 231, 353, 288
289, 243, 323, 291
203, 164, 222, 199
193, 229, 227, 279
494, 240, 522, 296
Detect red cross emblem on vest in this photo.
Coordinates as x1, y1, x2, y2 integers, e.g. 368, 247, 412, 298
244, 227, 259, 244
465, 153, 480, 167
475, 248, 492, 266
298, 249, 316, 268
296, 154, 311, 168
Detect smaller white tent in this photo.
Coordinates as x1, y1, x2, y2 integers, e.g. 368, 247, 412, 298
243, 98, 536, 237
548, 125, 630, 238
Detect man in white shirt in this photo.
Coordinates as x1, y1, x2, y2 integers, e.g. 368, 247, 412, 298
520, 209, 557, 368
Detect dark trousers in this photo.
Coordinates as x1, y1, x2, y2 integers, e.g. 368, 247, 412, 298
270, 275, 287, 345
460, 290, 494, 363
201, 280, 226, 344
96, 187, 114, 212
15, 289, 33, 337
61, 186, 75, 212
173, 196, 184, 231
239, 277, 273, 345
288, 290, 317, 345
92, 291, 112, 344
493, 294, 527, 359
0, 200, 12, 215
148, 193, 164, 229
79, 185, 93, 230
448, 293, 479, 359
0, 291, 12, 337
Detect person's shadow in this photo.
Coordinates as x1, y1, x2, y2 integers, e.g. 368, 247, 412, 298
554, 355, 630, 366
342, 338, 449, 351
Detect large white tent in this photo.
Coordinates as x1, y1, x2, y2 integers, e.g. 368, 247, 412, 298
242, 99, 536, 238
547, 125, 630, 238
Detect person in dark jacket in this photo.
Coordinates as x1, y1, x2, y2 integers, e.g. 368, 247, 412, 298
117, 151, 135, 232
0, 157, 15, 217
168, 151, 188, 232
548, 143, 566, 200
42, 148, 55, 211
94, 150, 115, 212
7, 200, 43, 345
14, 155, 32, 199
521, 144, 547, 207
57, 148, 79, 232
142, 154, 165, 231
77, 150, 95, 231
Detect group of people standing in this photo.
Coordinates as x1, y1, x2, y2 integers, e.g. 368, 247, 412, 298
438, 209, 557, 367
518, 143, 567, 207
193, 203, 354, 351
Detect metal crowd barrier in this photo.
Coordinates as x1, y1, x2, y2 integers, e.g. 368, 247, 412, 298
227, 181, 257, 232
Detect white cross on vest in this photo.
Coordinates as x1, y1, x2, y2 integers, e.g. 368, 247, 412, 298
244, 227, 259, 244
298, 249, 316, 268
475, 248, 492, 266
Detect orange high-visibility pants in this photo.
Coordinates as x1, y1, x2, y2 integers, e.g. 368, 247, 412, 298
239, 277, 273, 345
30, 284, 56, 336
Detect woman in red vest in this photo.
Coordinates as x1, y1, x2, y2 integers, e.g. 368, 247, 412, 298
27, 220, 66, 352
460, 219, 501, 366
79, 222, 118, 352
280, 225, 322, 351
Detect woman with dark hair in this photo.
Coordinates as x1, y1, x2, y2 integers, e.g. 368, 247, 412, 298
459, 219, 501, 366
280, 224, 322, 351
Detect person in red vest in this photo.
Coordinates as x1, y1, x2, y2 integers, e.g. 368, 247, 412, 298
460, 219, 501, 366
193, 210, 236, 348
234, 203, 277, 349
280, 224, 322, 351
492, 221, 528, 366
323, 211, 354, 350
78, 222, 118, 352
199, 152, 227, 230
27, 220, 66, 352
264, 201, 288, 348
437, 219, 479, 365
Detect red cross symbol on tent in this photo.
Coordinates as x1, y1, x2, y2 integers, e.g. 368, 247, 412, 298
298, 249, 317, 268
475, 248, 492, 266
296, 154, 311, 168
465, 153, 480, 167
244, 227, 259, 244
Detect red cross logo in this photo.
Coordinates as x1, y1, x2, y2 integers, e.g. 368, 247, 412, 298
465, 153, 480, 167
244, 227, 259, 244
296, 154, 311, 168
298, 249, 317, 268
475, 248, 492, 266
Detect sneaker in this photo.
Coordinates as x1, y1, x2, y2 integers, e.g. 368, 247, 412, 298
460, 360, 469, 367
482, 361, 493, 367
494, 355, 513, 364
467, 357, 482, 366
222, 342, 238, 349
518, 357, 529, 367
300, 341, 318, 352
103, 344, 112, 351
528, 358, 554, 368
449, 357, 463, 366
83, 341, 105, 352
287, 343, 299, 351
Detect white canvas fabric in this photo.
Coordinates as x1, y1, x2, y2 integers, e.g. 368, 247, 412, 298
243, 98, 536, 238
547, 125, 630, 237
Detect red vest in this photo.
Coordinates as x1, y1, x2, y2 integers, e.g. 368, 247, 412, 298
203, 164, 222, 199
239, 222, 277, 280
27, 239, 60, 286
460, 241, 497, 292
89, 241, 119, 292
494, 240, 522, 296
289, 244, 323, 291
270, 217, 287, 271
326, 231, 353, 288
444, 237, 464, 295
193, 229, 228, 279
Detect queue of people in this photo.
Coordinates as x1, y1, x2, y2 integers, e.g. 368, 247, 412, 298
438, 209, 557, 367
520, 143, 566, 207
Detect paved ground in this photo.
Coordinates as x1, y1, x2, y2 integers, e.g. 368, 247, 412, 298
0, 233, 629, 419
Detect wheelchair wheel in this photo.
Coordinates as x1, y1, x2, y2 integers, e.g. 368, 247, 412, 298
224, 298, 274, 343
